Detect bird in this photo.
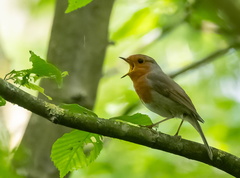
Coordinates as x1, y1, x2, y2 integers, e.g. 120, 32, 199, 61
120, 54, 213, 160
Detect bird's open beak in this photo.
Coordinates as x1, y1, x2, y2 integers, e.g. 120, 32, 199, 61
119, 57, 133, 78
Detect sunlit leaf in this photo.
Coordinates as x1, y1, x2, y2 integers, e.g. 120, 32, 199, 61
111, 113, 153, 126
4, 51, 67, 99
61, 71, 69, 78
4, 70, 31, 85
29, 51, 66, 86
51, 130, 103, 178
60, 104, 98, 118
65, 0, 93, 13
0, 96, 6, 106
24, 83, 52, 100
112, 7, 159, 40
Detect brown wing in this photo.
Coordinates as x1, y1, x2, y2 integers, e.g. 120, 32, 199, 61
147, 72, 204, 122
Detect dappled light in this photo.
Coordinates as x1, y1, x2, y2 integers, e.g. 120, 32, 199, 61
0, 0, 240, 177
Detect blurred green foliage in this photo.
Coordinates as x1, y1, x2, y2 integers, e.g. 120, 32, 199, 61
0, 0, 240, 177
0, 121, 23, 178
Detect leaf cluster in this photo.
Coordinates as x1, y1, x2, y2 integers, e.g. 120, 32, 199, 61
4, 51, 68, 100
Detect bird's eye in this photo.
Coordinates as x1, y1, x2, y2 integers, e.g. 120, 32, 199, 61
138, 58, 144, 64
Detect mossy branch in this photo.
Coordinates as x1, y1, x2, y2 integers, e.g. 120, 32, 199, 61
0, 78, 240, 177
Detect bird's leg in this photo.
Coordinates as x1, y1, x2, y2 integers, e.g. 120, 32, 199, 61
174, 119, 184, 136
145, 117, 173, 129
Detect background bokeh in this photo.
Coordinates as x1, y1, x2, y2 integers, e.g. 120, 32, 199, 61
0, 0, 240, 177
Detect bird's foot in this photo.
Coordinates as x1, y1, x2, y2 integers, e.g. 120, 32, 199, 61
141, 118, 172, 130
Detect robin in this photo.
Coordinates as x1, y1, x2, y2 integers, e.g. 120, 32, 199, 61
120, 54, 213, 160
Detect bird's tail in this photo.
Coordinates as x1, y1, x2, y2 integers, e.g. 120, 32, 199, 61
187, 116, 213, 160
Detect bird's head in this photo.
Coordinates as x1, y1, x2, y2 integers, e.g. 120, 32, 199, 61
120, 54, 158, 79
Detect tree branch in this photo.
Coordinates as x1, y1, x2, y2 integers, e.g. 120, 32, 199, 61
169, 43, 240, 78
0, 79, 240, 176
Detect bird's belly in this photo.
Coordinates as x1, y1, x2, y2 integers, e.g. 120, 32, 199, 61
143, 90, 185, 119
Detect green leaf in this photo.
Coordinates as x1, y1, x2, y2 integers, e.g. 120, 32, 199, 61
4, 70, 31, 85
51, 130, 103, 178
111, 113, 153, 126
29, 51, 66, 86
60, 104, 98, 118
4, 51, 68, 100
65, 0, 93, 13
24, 83, 52, 100
61, 71, 69, 78
0, 96, 6, 106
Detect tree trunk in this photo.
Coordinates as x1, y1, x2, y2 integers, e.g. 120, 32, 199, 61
13, 0, 114, 177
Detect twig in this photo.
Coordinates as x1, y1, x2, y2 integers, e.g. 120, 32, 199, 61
169, 43, 240, 78
0, 78, 240, 177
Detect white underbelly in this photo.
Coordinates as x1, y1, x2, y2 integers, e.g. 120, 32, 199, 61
142, 91, 187, 119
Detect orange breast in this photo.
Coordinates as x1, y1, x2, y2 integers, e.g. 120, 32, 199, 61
132, 76, 152, 103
